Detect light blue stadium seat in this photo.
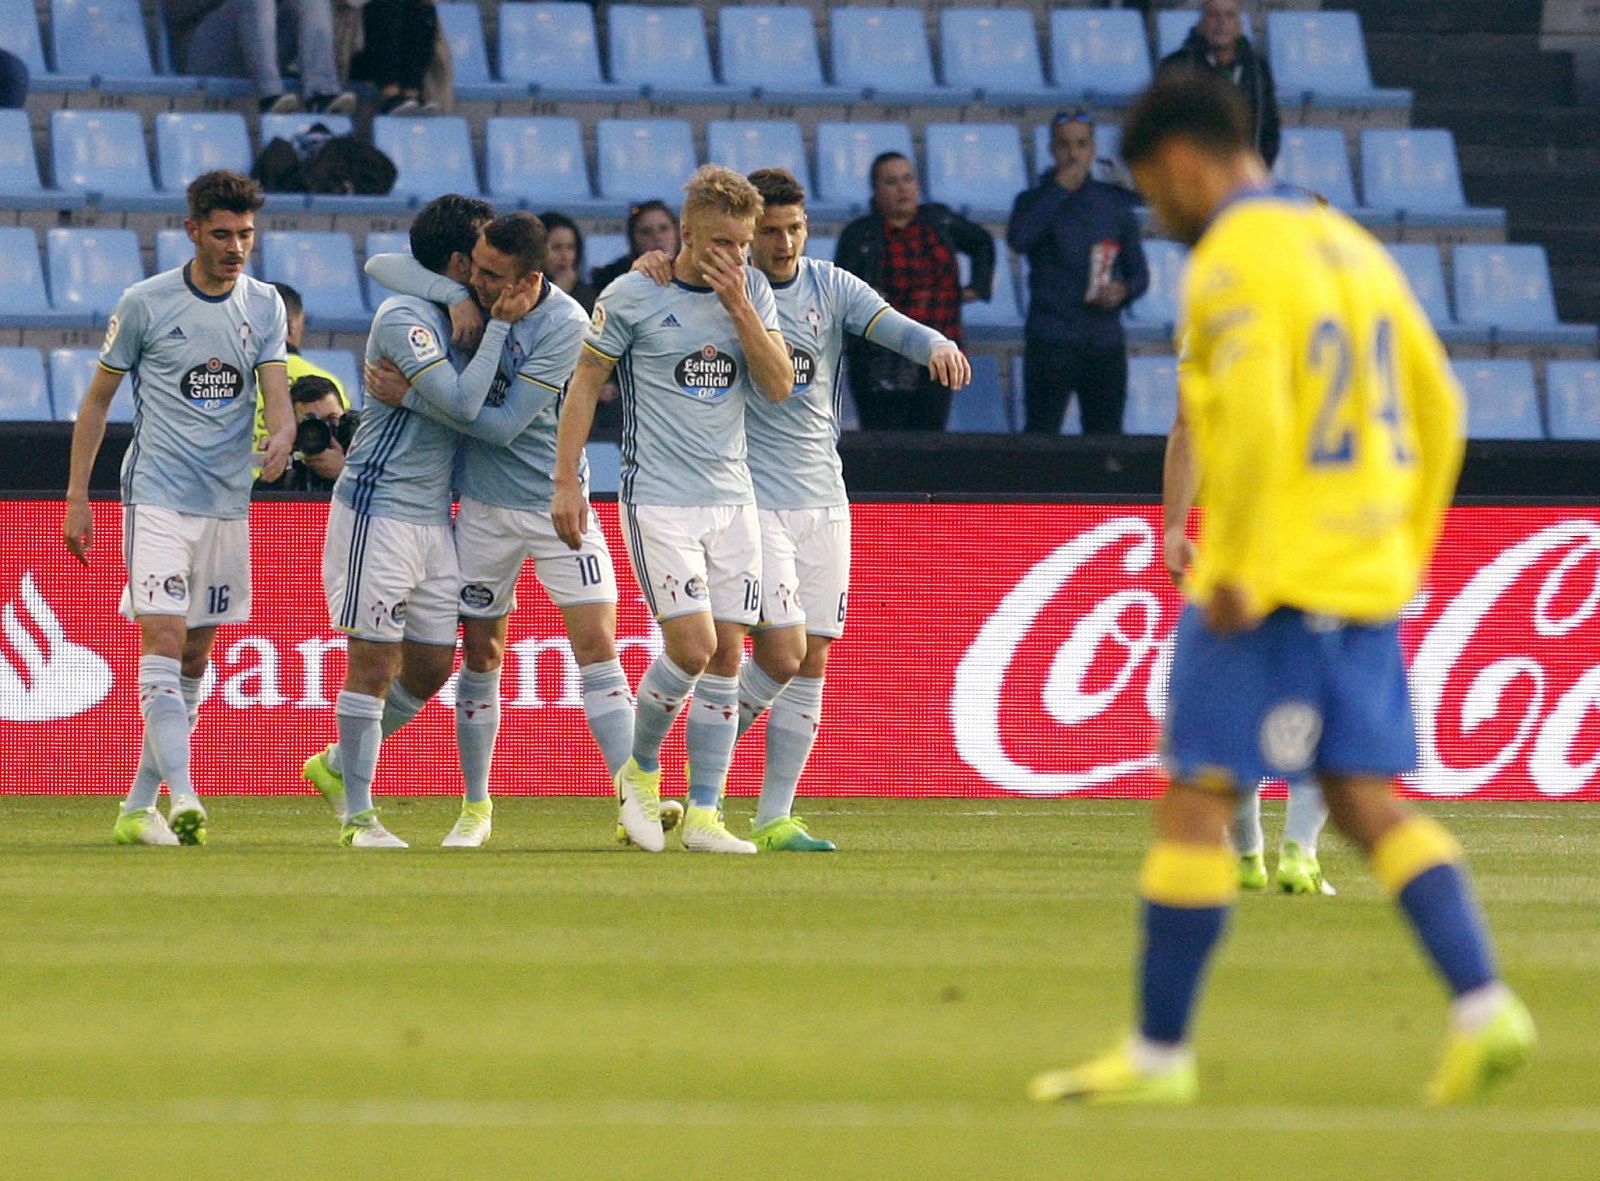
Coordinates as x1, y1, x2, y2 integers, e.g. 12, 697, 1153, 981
498, 2, 640, 101
807, 236, 837, 270
1267, 11, 1410, 109
584, 233, 626, 285
0, 227, 88, 326
609, 5, 752, 103
0, 0, 53, 79
718, 7, 862, 105
51, 348, 135, 422
1454, 244, 1599, 349
960, 249, 1022, 342
1545, 361, 1600, 441
259, 232, 369, 333
364, 232, 411, 259
154, 112, 251, 191
374, 116, 481, 200
45, 227, 142, 320
436, 4, 525, 102
595, 119, 697, 207
705, 120, 851, 219
1124, 239, 1186, 344
0, 109, 82, 213
1382, 242, 1486, 347
924, 124, 1026, 222
1050, 10, 1151, 104
1155, 9, 1254, 60
1273, 128, 1358, 211
1032, 122, 1126, 187
948, 355, 1012, 433
940, 9, 1058, 105
831, 8, 973, 106
300, 348, 363, 409
486, 117, 596, 210
51, 110, 175, 212
0, 348, 52, 419
1452, 359, 1543, 439
1125, 356, 1179, 435
1359, 129, 1504, 229
585, 441, 621, 495
259, 113, 354, 144
51, 0, 194, 94
814, 122, 915, 214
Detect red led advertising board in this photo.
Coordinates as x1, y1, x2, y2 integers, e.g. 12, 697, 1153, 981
5, 501, 1597, 799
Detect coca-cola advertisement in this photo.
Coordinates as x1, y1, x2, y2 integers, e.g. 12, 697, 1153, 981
5, 501, 1598, 799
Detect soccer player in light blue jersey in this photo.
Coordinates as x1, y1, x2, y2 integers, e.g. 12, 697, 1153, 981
358, 212, 633, 848
62, 170, 295, 847
552, 165, 795, 854
304, 195, 542, 849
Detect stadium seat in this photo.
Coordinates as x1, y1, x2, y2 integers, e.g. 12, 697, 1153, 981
0, 227, 87, 327
1452, 359, 1543, 439
498, 2, 640, 101
947, 355, 1012, 433
585, 441, 622, 494
1032, 122, 1126, 187
1453, 244, 1599, 348
1359, 130, 1504, 229
259, 113, 354, 144
1273, 128, 1358, 211
831, 8, 973, 106
1155, 9, 1253, 60
705, 121, 810, 191
594, 119, 697, 208
924, 124, 1027, 222
608, 5, 751, 103
939, 10, 1058, 106
50, 348, 136, 423
1267, 11, 1410, 108
373, 116, 481, 200
1049, 10, 1151, 104
45, 227, 143, 320
154, 113, 252, 191
485, 117, 596, 210
258, 232, 369, 333
50, 0, 193, 94
584, 233, 627, 285
364, 232, 411, 260
0, 0, 54, 82
1124, 356, 1179, 436
0, 110, 82, 212
0, 348, 52, 420
960, 249, 1022, 342
718, 7, 862, 105
1545, 361, 1600, 441
300, 348, 363, 409
814, 122, 915, 215
1125, 240, 1186, 344
435, 4, 526, 102
50, 110, 175, 212
1382, 242, 1487, 347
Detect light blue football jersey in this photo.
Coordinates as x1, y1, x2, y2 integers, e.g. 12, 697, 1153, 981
751, 257, 947, 509
586, 268, 780, 507
99, 265, 287, 519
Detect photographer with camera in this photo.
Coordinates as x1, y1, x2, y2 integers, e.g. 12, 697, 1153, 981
256, 374, 360, 492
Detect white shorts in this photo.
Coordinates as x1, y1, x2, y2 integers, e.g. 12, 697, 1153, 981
756, 505, 852, 639
119, 504, 251, 626
619, 502, 762, 624
454, 495, 618, 618
323, 499, 460, 645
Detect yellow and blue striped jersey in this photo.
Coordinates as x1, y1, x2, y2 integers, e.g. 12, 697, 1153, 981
1178, 187, 1465, 622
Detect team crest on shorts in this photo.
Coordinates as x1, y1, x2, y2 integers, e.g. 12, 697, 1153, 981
408, 326, 442, 363
460, 583, 495, 609
684, 575, 708, 601
391, 600, 409, 626
141, 574, 163, 603
1260, 701, 1322, 773
163, 574, 188, 601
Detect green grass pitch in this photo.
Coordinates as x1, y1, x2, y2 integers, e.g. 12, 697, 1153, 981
1, 796, 1596, 1179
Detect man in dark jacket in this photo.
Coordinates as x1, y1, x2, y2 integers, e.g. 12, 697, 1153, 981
1159, 0, 1279, 167
836, 153, 995, 430
1007, 110, 1149, 435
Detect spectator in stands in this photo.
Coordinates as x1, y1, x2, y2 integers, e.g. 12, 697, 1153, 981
1007, 110, 1148, 435
349, 0, 441, 115
538, 211, 597, 314
165, 0, 356, 114
253, 281, 348, 460
0, 48, 28, 109
1158, 0, 1279, 166
255, 374, 353, 492
836, 151, 994, 431
589, 201, 680, 293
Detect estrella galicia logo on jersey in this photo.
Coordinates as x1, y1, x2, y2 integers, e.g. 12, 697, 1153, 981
163, 574, 188, 601
672, 344, 738, 402
408, 326, 442, 363
790, 346, 817, 391
181, 357, 245, 405
486, 372, 510, 408
460, 583, 495, 610
684, 575, 708, 601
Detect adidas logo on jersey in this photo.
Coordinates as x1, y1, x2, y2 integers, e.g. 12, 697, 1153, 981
167, 326, 186, 340
661, 314, 681, 328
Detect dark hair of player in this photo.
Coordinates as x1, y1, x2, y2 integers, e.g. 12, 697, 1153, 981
271, 281, 303, 319
410, 194, 495, 275
868, 151, 911, 190
748, 168, 806, 209
186, 170, 265, 222
1121, 72, 1254, 167
481, 211, 549, 275
289, 373, 340, 406
537, 210, 585, 270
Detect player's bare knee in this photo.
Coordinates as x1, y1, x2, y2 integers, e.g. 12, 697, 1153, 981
401, 640, 456, 699
752, 627, 805, 683
345, 638, 402, 697
799, 634, 833, 679
1156, 777, 1239, 844
461, 625, 505, 674
1321, 774, 1408, 853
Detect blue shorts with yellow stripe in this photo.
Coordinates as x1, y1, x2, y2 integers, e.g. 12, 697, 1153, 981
1162, 604, 1416, 787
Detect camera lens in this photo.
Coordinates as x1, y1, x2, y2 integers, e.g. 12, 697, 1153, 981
334, 410, 361, 453
295, 415, 333, 456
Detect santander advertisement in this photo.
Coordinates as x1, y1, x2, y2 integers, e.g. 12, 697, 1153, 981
5, 501, 1598, 800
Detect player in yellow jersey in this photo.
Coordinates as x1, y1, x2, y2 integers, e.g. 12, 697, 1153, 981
1029, 74, 1534, 1107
